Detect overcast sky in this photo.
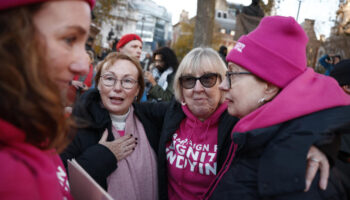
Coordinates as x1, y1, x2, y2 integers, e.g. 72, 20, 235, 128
153, 0, 340, 38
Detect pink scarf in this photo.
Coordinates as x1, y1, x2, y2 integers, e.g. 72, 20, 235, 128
107, 106, 158, 200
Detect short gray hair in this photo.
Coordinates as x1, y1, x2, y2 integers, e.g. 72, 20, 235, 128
173, 47, 227, 102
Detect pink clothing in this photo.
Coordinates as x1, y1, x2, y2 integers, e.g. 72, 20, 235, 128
167, 103, 227, 200
107, 106, 158, 200
0, 118, 72, 200
232, 67, 350, 134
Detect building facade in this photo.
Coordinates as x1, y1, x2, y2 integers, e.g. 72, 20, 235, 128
99, 0, 172, 53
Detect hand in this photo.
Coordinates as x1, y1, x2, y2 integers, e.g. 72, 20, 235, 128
304, 145, 329, 192
98, 130, 137, 161
70, 80, 85, 89
144, 71, 157, 86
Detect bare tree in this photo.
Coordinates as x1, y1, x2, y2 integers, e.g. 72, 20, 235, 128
193, 0, 216, 47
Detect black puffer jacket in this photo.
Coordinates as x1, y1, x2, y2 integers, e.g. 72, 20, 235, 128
207, 106, 350, 200
60, 89, 160, 189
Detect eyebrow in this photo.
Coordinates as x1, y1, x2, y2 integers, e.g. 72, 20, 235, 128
62, 25, 88, 35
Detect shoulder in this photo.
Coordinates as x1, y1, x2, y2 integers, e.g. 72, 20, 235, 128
0, 148, 55, 198
284, 105, 350, 133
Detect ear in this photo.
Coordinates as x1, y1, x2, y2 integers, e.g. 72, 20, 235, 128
342, 85, 350, 95
135, 86, 140, 99
264, 82, 280, 101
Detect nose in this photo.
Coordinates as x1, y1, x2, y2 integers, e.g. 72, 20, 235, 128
219, 77, 229, 91
193, 79, 204, 92
70, 50, 90, 76
113, 80, 123, 91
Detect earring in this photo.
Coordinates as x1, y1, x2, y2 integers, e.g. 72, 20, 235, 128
258, 97, 266, 104
181, 101, 186, 106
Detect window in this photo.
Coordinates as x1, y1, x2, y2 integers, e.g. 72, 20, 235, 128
217, 12, 221, 18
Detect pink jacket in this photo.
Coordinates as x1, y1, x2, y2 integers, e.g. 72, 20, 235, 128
0, 119, 72, 200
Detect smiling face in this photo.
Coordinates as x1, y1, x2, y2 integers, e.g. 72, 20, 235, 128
98, 59, 140, 115
119, 40, 142, 60
33, 1, 91, 93
181, 65, 222, 121
219, 62, 270, 118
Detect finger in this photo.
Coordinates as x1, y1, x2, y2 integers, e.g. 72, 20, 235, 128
124, 141, 137, 151
123, 149, 135, 158
318, 157, 329, 190
304, 159, 319, 192
98, 129, 108, 144
122, 136, 138, 147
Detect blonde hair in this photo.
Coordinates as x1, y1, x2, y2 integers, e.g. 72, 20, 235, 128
95, 52, 145, 102
173, 47, 227, 102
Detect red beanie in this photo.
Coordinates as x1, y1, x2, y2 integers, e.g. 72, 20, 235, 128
226, 16, 308, 88
116, 34, 142, 51
0, 0, 95, 10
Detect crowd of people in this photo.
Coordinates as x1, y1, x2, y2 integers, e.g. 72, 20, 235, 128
1, 0, 350, 200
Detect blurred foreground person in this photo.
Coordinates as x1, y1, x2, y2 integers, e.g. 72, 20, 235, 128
0, 0, 94, 199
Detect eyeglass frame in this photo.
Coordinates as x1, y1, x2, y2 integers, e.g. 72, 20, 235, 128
225, 71, 251, 88
179, 73, 221, 89
100, 73, 138, 89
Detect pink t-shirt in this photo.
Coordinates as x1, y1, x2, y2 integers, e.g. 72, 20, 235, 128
166, 103, 227, 200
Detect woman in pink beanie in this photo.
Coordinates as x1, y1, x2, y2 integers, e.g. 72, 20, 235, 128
0, 0, 94, 199
203, 16, 350, 199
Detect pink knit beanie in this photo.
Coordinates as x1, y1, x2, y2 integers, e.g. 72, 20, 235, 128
0, 0, 95, 10
226, 16, 308, 88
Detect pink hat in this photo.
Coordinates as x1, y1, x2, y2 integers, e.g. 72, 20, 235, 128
0, 0, 95, 10
226, 16, 308, 88
116, 34, 142, 51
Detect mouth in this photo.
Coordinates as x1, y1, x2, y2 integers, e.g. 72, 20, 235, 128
224, 97, 233, 103
109, 96, 124, 104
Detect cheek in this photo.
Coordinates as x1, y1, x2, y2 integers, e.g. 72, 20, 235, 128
45, 42, 68, 75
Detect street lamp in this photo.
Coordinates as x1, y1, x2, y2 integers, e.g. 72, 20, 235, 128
296, 0, 303, 22
141, 16, 145, 38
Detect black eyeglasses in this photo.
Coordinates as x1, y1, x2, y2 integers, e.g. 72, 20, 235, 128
225, 71, 251, 88
179, 73, 220, 89
100, 74, 138, 89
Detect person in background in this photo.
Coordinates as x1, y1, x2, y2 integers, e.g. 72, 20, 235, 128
318, 54, 341, 75
116, 33, 143, 60
205, 16, 350, 199
330, 59, 350, 198
141, 52, 152, 71
218, 45, 228, 66
61, 53, 159, 200
66, 50, 95, 109
144, 46, 178, 102
134, 47, 330, 200
0, 0, 94, 199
